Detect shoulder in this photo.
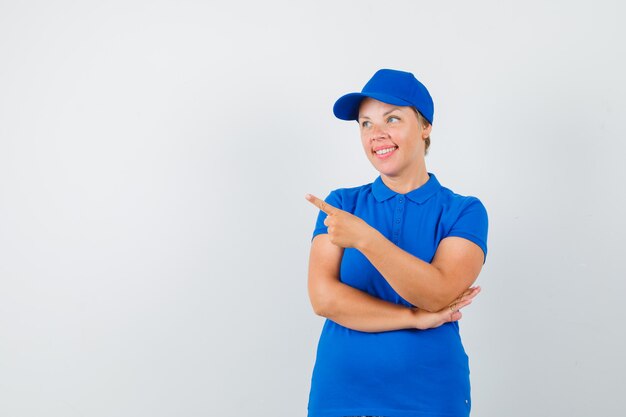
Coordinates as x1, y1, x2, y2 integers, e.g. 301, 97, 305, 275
436, 184, 488, 220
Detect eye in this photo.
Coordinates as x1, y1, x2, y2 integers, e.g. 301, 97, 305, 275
361, 120, 371, 128
387, 116, 400, 123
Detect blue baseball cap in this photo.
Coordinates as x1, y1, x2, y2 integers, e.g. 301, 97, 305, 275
333, 69, 434, 125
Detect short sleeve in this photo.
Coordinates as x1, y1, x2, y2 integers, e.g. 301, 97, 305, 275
446, 197, 489, 263
311, 190, 342, 241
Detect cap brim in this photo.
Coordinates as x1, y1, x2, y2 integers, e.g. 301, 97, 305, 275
333, 92, 414, 121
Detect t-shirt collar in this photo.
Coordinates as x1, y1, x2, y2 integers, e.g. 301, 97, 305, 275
372, 172, 441, 204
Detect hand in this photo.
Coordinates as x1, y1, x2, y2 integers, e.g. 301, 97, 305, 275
411, 286, 481, 330
305, 193, 376, 249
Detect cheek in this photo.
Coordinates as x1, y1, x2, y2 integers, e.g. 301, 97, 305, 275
396, 126, 420, 143
387, 127, 407, 145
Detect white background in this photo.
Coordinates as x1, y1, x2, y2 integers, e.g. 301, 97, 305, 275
1, 1, 625, 416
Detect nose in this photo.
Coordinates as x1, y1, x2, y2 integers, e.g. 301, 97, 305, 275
370, 122, 387, 140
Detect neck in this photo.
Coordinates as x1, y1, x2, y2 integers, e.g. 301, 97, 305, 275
380, 164, 429, 194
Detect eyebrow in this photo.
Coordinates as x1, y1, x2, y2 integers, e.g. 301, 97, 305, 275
359, 107, 402, 120
384, 107, 402, 116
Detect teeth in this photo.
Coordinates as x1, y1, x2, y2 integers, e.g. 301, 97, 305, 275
375, 147, 397, 155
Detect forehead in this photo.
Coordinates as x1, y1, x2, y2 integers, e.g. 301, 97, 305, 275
358, 97, 412, 117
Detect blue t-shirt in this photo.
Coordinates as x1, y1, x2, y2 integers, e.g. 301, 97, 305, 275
308, 172, 488, 417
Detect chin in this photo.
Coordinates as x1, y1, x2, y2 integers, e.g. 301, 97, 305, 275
370, 162, 400, 177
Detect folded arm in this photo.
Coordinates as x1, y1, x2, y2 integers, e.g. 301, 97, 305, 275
305, 193, 485, 313
308, 234, 476, 332
357, 231, 485, 312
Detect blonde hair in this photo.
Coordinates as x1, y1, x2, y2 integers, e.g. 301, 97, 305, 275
413, 108, 431, 155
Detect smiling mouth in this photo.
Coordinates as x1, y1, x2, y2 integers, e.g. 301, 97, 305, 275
373, 146, 398, 158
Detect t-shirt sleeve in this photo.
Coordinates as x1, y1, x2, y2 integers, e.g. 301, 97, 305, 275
446, 197, 489, 263
311, 190, 342, 241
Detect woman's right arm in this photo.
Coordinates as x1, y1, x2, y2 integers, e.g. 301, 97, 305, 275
308, 234, 476, 332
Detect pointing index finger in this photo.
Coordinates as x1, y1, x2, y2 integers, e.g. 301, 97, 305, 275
305, 193, 338, 215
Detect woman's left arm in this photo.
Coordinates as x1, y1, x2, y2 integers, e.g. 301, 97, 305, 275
358, 232, 484, 312
306, 193, 485, 312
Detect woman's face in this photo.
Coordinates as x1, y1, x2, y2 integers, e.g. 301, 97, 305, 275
358, 98, 430, 178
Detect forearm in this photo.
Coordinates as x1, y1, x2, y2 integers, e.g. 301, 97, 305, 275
312, 280, 417, 333
357, 229, 450, 312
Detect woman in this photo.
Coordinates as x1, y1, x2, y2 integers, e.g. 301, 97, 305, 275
304, 69, 488, 417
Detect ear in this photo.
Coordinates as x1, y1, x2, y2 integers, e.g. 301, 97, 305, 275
422, 123, 432, 139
